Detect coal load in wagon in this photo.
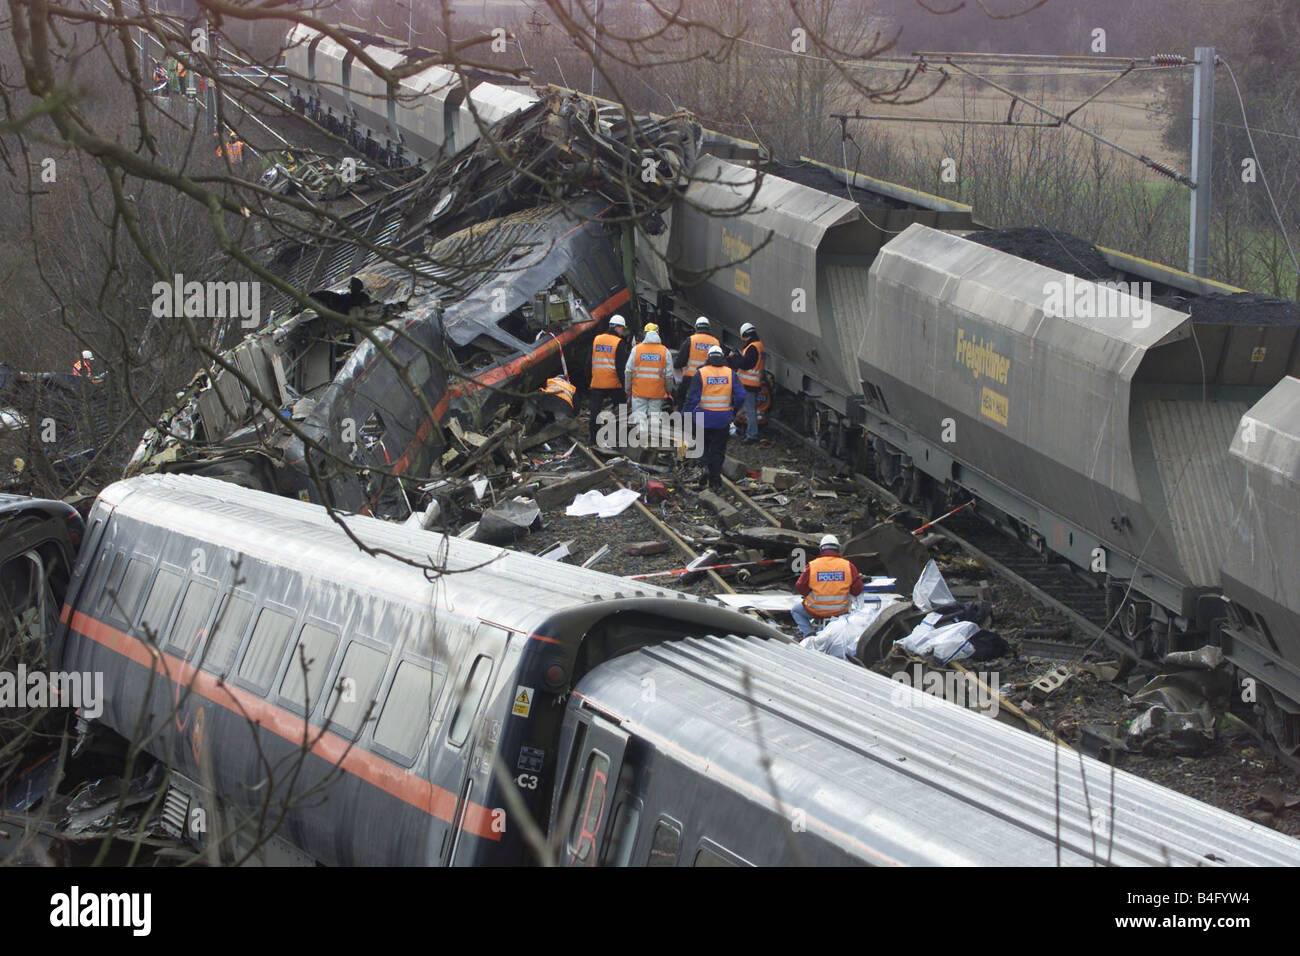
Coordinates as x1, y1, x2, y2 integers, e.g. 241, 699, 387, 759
967, 227, 1115, 280
1159, 292, 1300, 327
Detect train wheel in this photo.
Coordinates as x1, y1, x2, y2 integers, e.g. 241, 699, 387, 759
1257, 686, 1300, 757
1120, 598, 1153, 656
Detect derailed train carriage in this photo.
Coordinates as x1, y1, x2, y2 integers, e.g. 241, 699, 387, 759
128, 92, 701, 517
53, 474, 1300, 866
127, 195, 627, 516
281, 23, 540, 167
647, 153, 1300, 751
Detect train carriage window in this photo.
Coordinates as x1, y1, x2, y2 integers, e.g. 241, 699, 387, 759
279, 621, 341, 714
647, 818, 682, 867
201, 593, 256, 676
694, 841, 752, 868
567, 752, 610, 867
373, 660, 443, 764
324, 640, 389, 735
93, 552, 126, 617
602, 799, 643, 867
237, 607, 296, 692
165, 580, 216, 660
446, 655, 493, 748
102, 556, 151, 627
137, 567, 183, 643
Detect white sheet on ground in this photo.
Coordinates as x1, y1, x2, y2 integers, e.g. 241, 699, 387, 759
800, 596, 902, 658
912, 559, 955, 611
565, 488, 641, 518
896, 618, 979, 664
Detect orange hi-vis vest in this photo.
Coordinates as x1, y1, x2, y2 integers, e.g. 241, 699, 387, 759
698, 365, 734, 412
73, 360, 92, 377
630, 342, 670, 399
541, 376, 576, 408
804, 554, 854, 618
685, 332, 720, 376
738, 340, 765, 388
590, 333, 622, 389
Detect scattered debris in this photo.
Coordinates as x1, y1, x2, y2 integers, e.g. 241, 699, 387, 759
1079, 723, 1126, 763
472, 497, 541, 544
536, 466, 619, 510
624, 539, 670, 556
1030, 665, 1073, 701
539, 540, 575, 562
698, 489, 743, 529
760, 466, 799, 489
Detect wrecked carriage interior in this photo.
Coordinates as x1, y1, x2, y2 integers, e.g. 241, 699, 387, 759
126, 92, 703, 517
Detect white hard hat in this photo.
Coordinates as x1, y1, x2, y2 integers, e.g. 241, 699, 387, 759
740, 322, 756, 337
819, 534, 840, 550
81, 350, 93, 361
707, 345, 725, 360
694, 316, 710, 329
608, 315, 626, 328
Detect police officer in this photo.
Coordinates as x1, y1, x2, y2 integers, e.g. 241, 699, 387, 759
538, 373, 577, 421
624, 321, 675, 427
735, 322, 765, 442
792, 535, 865, 638
588, 314, 630, 446
675, 316, 720, 407
683, 345, 745, 489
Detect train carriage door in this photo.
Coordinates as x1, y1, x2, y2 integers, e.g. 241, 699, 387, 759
443, 622, 510, 866
562, 715, 628, 867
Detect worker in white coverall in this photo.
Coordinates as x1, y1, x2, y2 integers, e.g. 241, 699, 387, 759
623, 322, 676, 430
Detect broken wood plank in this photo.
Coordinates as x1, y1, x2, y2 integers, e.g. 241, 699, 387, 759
520, 420, 580, 452
535, 465, 617, 510
449, 420, 523, 478
699, 489, 743, 529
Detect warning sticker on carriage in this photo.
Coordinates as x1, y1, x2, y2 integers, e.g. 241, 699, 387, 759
512, 685, 534, 717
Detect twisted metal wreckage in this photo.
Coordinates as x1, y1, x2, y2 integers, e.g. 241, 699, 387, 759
126, 93, 703, 517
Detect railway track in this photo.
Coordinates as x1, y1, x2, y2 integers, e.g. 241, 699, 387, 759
762, 415, 1151, 667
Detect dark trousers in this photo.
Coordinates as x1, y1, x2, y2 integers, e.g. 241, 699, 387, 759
674, 374, 694, 408
702, 426, 729, 486
588, 387, 626, 444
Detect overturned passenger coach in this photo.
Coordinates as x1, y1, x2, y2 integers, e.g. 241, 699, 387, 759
51, 475, 1300, 866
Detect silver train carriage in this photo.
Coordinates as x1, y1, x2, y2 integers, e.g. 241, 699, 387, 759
554, 633, 1300, 866
53, 473, 785, 865
51, 474, 1300, 866
281, 24, 539, 167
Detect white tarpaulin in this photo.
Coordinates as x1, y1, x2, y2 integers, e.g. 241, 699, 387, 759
912, 559, 956, 611
714, 593, 804, 612
800, 596, 902, 659
896, 618, 979, 664
565, 488, 641, 518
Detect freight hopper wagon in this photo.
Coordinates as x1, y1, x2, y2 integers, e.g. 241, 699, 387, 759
651, 155, 976, 442
1222, 377, 1300, 751
858, 225, 1300, 732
